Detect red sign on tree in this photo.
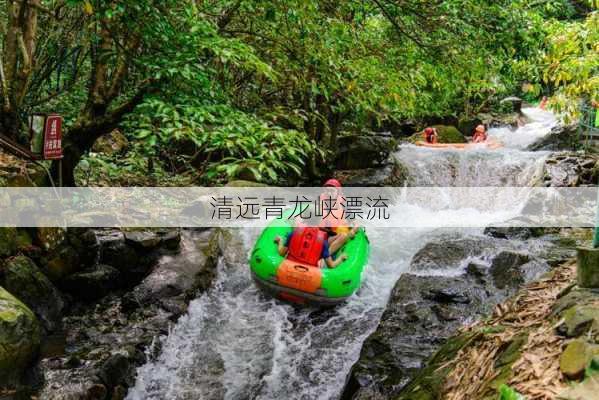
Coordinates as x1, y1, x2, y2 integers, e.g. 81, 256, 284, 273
43, 115, 63, 160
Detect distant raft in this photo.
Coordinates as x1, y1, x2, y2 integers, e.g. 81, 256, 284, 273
415, 139, 503, 150
249, 217, 370, 307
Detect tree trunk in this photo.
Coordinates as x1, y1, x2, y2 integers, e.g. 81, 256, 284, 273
51, 82, 157, 186
0, 110, 21, 141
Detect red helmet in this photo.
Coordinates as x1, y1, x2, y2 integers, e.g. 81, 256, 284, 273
424, 127, 434, 134
323, 178, 341, 188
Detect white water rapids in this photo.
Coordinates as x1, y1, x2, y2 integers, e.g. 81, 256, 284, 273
126, 108, 558, 400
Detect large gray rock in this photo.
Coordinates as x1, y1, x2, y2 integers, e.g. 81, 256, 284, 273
410, 236, 494, 271
333, 158, 408, 186
342, 237, 550, 400
342, 272, 504, 400
2, 256, 65, 333
124, 231, 161, 250
528, 124, 578, 151
484, 225, 546, 240
0, 286, 40, 387
489, 251, 547, 289
123, 229, 219, 315
541, 152, 599, 187
96, 229, 181, 286
335, 132, 395, 170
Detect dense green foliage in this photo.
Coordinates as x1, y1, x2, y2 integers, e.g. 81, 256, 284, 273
1, 0, 596, 185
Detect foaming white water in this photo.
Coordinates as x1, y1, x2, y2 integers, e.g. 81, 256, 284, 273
127, 108, 559, 400
127, 226, 502, 400
395, 108, 555, 186
490, 108, 557, 149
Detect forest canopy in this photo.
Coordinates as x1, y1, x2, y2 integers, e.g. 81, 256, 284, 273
0, 0, 597, 185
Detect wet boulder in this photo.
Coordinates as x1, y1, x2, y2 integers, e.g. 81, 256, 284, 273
62, 264, 121, 301
342, 237, 550, 400
97, 229, 179, 286
0, 286, 41, 386
541, 152, 599, 187
123, 229, 220, 315
66, 228, 101, 269
1, 256, 65, 333
488, 251, 535, 289
342, 273, 501, 400
484, 226, 546, 240
435, 125, 468, 143
30, 228, 98, 283
41, 245, 83, 283
124, 231, 162, 250
335, 132, 395, 170
410, 236, 493, 271
97, 229, 138, 270
97, 352, 135, 392
333, 159, 408, 187
528, 124, 578, 151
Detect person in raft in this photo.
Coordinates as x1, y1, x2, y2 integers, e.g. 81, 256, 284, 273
472, 124, 488, 143
274, 226, 347, 269
274, 179, 359, 268
318, 178, 360, 254
422, 127, 438, 144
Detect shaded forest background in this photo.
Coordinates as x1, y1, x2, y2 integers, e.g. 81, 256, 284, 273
0, 0, 597, 186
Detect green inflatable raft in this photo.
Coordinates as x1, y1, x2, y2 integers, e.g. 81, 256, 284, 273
249, 216, 370, 306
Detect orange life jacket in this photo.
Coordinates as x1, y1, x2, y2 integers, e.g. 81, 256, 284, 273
287, 227, 327, 266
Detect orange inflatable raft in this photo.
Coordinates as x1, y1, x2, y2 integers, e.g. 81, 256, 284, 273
415, 139, 503, 150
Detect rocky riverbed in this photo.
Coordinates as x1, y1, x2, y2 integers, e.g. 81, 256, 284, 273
0, 227, 224, 399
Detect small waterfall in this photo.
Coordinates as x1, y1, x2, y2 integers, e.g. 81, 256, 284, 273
395, 108, 555, 187
126, 108, 558, 400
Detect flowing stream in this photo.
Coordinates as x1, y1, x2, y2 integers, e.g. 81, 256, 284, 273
127, 108, 557, 400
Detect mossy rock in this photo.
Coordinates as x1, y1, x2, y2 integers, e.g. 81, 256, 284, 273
433, 125, 467, 144
406, 125, 467, 144
562, 305, 599, 338
2, 256, 65, 333
560, 340, 590, 380
396, 331, 478, 400
0, 227, 17, 258
92, 129, 129, 155
0, 286, 41, 387
484, 333, 528, 398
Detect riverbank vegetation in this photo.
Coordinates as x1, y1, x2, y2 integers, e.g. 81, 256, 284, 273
0, 0, 597, 186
